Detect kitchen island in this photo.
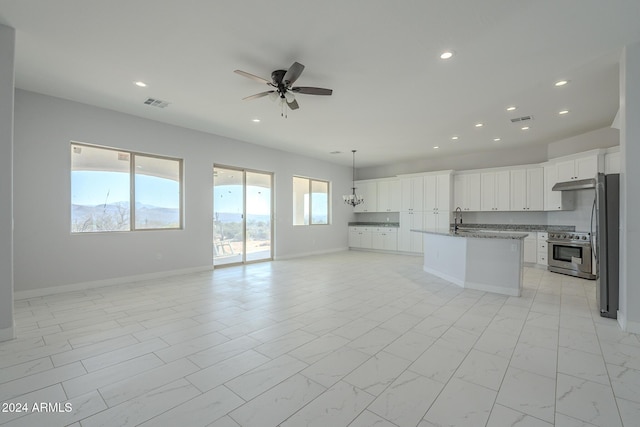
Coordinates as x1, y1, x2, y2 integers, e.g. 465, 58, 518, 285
411, 228, 529, 296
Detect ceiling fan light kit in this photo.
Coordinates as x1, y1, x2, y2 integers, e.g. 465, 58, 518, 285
235, 61, 332, 117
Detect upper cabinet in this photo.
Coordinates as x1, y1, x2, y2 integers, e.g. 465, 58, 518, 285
510, 167, 543, 211
353, 181, 378, 212
543, 164, 575, 211
424, 172, 452, 229
555, 155, 599, 182
377, 179, 401, 212
605, 150, 620, 174
480, 171, 510, 211
400, 176, 424, 211
453, 173, 481, 211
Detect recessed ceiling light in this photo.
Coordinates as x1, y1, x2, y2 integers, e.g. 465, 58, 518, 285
506, 106, 517, 111
451, 136, 459, 140
252, 118, 261, 123
433, 146, 440, 149
558, 110, 569, 115
440, 51, 454, 60
475, 123, 484, 127
493, 138, 501, 142
329, 151, 342, 154
521, 126, 530, 130
555, 80, 569, 87
134, 81, 147, 87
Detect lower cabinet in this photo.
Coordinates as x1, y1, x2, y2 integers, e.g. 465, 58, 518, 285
348, 227, 372, 249
399, 211, 424, 253
349, 226, 397, 251
537, 232, 548, 265
372, 228, 398, 251
523, 233, 537, 264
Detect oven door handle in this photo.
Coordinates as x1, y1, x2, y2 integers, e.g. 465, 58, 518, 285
547, 240, 591, 247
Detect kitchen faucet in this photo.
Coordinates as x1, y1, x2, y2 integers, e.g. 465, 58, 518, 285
454, 207, 463, 233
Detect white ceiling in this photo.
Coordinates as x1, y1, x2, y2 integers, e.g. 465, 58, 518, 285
1, 0, 639, 168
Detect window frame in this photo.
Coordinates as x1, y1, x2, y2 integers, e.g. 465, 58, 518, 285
292, 175, 331, 226
71, 141, 184, 233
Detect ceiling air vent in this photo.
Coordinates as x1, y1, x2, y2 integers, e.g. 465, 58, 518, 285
143, 98, 170, 108
510, 115, 533, 123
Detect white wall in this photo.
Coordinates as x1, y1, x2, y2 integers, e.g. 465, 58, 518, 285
13, 90, 354, 292
547, 127, 619, 159
359, 127, 618, 182
619, 42, 640, 333
0, 24, 15, 341
358, 144, 548, 180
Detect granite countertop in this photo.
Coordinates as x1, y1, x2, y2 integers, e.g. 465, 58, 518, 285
451, 223, 575, 232
412, 228, 529, 240
348, 222, 400, 228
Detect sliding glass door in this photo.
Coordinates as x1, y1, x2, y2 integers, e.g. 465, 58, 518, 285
213, 166, 273, 266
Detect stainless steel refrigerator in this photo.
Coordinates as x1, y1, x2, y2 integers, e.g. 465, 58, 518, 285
593, 173, 620, 319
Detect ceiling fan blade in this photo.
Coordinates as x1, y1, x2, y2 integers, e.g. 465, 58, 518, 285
242, 90, 275, 101
287, 99, 300, 110
291, 87, 333, 96
234, 70, 271, 85
283, 62, 305, 87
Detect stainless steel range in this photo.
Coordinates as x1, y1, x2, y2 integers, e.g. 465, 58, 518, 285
547, 231, 595, 279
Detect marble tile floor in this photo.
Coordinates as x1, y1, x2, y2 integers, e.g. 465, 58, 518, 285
1, 251, 638, 427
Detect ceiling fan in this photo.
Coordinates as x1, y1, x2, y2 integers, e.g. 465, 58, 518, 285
234, 62, 332, 114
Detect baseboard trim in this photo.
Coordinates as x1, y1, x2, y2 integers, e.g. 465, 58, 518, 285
0, 326, 15, 342
275, 247, 348, 260
14, 265, 215, 300
423, 265, 464, 288
623, 317, 640, 335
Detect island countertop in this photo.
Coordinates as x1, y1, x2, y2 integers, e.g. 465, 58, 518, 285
411, 228, 529, 240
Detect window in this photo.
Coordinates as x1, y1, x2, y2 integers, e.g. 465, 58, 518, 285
71, 143, 182, 232
293, 176, 330, 225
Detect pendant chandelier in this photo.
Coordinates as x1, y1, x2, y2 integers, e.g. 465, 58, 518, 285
343, 150, 364, 207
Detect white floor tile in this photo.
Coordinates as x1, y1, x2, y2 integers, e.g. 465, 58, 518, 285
186, 349, 269, 393
422, 378, 496, 427
453, 348, 509, 391
556, 373, 622, 427
2, 252, 630, 426
280, 381, 374, 427
344, 351, 411, 396
224, 354, 307, 401
369, 370, 443, 427
138, 385, 244, 427
496, 367, 556, 423
62, 353, 164, 398
228, 374, 325, 427
80, 379, 201, 427
486, 404, 553, 427
300, 346, 370, 388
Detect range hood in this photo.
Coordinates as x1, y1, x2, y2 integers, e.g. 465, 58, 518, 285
552, 178, 596, 191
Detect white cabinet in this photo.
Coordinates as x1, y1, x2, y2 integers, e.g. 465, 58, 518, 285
353, 181, 378, 213
480, 171, 510, 211
454, 173, 481, 211
510, 168, 543, 211
424, 173, 452, 229
543, 165, 575, 211
400, 176, 424, 212
523, 233, 537, 264
605, 151, 620, 174
556, 155, 599, 182
398, 211, 424, 253
371, 227, 398, 251
348, 226, 372, 248
377, 179, 401, 212
537, 232, 548, 266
